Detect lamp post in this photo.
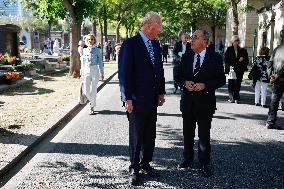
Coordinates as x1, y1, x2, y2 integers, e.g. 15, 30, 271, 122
252, 29, 257, 62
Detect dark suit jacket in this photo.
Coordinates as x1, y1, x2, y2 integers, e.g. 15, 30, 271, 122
173, 41, 191, 63
224, 46, 249, 74
177, 48, 226, 119
118, 33, 166, 112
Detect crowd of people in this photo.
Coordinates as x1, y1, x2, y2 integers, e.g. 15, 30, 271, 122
75, 11, 284, 186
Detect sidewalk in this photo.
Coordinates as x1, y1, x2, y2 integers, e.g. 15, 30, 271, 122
0, 62, 117, 178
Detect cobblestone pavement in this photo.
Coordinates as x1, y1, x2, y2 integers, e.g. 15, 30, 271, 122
2, 63, 284, 189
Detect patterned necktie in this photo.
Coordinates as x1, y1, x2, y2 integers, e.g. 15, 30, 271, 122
147, 40, 155, 65
194, 54, 201, 76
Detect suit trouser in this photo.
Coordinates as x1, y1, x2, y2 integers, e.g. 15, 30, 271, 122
267, 83, 284, 125
127, 111, 157, 172
228, 73, 243, 101
182, 112, 211, 165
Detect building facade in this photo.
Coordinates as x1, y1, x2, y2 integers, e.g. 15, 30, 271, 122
225, 0, 280, 62
258, 1, 284, 54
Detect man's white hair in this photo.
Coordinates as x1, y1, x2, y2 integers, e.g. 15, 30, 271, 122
140, 11, 161, 27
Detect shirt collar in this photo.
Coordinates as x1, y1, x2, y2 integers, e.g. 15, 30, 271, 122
195, 48, 206, 57
139, 31, 150, 44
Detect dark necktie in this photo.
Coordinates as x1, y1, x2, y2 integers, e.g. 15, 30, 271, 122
194, 54, 201, 75
147, 40, 155, 65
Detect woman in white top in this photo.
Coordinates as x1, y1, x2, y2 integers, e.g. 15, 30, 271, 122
80, 34, 104, 114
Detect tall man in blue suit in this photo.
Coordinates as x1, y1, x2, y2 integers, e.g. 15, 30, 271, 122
118, 12, 165, 186
176, 29, 226, 177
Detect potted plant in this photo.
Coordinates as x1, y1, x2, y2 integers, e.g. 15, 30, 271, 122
62, 54, 70, 66
21, 60, 36, 76
1, 71, 20, 85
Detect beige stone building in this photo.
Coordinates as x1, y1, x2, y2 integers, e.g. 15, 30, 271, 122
258, 1, 284, 54
225, 0, 280, 62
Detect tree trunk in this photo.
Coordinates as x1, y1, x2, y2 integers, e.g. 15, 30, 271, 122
115, 19, 122, 43
48, 20, 51, 38
211, 26, 216, 46
99, 18, 104, 62
62, 0, 81, 78
103, 5, 108, 42
69, 21, 81, 78
231, 0, 239, 35
92, 19, 97, 37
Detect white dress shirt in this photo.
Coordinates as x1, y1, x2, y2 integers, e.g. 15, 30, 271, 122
193, 48, 206, 71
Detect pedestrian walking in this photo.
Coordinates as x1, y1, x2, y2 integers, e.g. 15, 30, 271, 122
80, 34, 104, 115
173, 33, 191, 93
266, 29, 284, 130
249, 47, 270, 107
224, 35, 249, 104
162, 43, 169, 63
118, 11, 165, 186
176, 29, 226, 177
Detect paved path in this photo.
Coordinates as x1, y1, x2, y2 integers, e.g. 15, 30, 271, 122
2, 63, 284, 188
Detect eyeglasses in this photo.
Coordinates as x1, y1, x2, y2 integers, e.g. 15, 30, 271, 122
88, 38, 95, 41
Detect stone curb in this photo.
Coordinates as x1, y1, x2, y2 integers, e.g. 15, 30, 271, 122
0, 70, 118, 179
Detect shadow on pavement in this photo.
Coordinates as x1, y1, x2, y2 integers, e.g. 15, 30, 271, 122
30, 131, 283, 188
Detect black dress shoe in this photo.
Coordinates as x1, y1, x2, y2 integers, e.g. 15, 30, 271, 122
200, 164, 211, 178
266, 123, 283, 130
178, 159, 193, 169
141, 164, 158, 177
129, 169, 139, 186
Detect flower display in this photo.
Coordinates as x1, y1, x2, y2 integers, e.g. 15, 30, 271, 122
3, 72, 20, 80
0, 53, 17, 65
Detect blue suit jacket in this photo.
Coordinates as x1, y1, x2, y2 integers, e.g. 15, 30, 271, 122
118, 33, 165, 112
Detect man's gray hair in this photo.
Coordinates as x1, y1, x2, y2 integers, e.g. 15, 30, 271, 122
140, 11, 161, 27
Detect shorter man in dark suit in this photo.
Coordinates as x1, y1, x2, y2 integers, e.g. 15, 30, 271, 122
173, 33, 191, 93
176, 29, 226, 177
118, 12, 165, 186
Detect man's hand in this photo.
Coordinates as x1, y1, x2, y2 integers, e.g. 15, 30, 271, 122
158, 95, 165, 106
185, 81, 195, 91
193, 83, 205, 91
270, 74, 278, 82
125, 100, 133, 113
239, 57, 244, 62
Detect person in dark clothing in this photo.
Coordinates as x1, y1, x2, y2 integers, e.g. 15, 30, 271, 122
266, 29, 284, 130
172, 33, 191, 93
224, 35, 249, 104
162, 43, 169, 63
218, 40, 224, 55
176, 29, 226, 177
118, 12, 165, 186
